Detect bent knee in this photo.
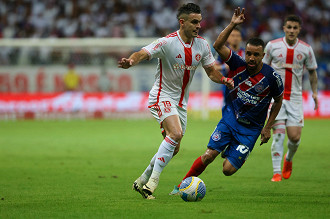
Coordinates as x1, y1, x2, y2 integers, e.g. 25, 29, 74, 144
222, 159, 237, 176
289, 136, 301, 143
168, 131, 183, 142
222, 169, 234, 176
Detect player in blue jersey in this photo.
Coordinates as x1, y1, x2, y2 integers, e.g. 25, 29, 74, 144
170, 7, 284, 195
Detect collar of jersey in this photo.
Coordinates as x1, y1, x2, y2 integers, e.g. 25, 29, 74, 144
176, 30, 194, 48
282, 37, 299, 49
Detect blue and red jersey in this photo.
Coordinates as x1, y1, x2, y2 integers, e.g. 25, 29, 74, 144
216, 47, 245, 76
222, 50, 284, 134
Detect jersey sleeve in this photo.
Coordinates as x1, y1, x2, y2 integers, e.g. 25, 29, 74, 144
201, 42, 216, 68
270, 70, 284, 98
305, 46, 318, 70
225, 50, 246, 75
263, 42, 272, 65
142, 37, 167, 60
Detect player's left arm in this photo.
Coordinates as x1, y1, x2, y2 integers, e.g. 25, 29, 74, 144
204, 65, 234, 89
260, 94, 283, 145
308, 69, 318, 110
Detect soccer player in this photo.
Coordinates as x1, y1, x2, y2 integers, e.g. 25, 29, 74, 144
118, 3, 234, 199
263, 15, 318, 182
170, 7, 284, 195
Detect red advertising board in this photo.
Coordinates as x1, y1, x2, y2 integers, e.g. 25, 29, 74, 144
0, 91, 329, 119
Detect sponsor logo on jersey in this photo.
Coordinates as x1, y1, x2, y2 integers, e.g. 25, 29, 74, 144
255, 84, 264, 92
278, 54, 283, 58
195, 53, 201, 61
273, 71, 283, 87
237, 88, 260, 105
152, 40, 167, 51
211, 131, 221, 141
245, 80, 252, 87
173, 63, 198, 70
280, 62, 302, 69
176, 54, 182, 58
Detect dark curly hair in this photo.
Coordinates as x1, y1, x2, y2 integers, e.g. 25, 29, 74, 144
177, 3, 201, 20
246, 37, 265, 50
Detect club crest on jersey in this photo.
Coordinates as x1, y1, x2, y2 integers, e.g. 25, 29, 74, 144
297, 54, 303, 60
212, 131, 221, 141
195, 53, 201, 61
255, 84, 264, 92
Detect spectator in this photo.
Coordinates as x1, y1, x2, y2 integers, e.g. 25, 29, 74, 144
0, 0, 329, 88
63, 64, 80, 91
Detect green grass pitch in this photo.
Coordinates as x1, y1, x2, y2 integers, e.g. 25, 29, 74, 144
0, 118, 329, 218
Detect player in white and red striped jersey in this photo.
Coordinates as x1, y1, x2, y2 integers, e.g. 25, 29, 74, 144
263, 15, 318, 182
118, 3, 234, 199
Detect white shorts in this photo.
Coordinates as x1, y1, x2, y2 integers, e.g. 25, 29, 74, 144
276, 100, 304, 127
148, 99, 187, 135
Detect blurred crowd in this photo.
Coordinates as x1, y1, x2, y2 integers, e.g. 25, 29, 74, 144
0, 0, 329, 60
0, 0, 330, 89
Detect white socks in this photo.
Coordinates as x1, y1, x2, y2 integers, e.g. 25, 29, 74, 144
286, 139, 300, 162
150, 136, 177, 179
271, 121, 286, 174
140, 154, 156, 185
140, 136, 178, 186
271, 120, 301, 173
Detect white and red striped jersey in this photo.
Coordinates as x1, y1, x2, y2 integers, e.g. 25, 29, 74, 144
263, 37, 317, 102
142, 30, 215, 109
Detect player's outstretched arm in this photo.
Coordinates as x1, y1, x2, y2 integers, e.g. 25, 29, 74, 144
308, 69, 318, 110
213, 7, 245, 61
118, 49, 149, 69
260, 94, 283, 145
204, 65, 234, 89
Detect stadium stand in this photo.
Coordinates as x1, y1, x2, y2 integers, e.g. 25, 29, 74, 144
0, 0, 329, 120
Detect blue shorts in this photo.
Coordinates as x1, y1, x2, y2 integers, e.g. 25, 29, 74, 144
207, 119, 260, 170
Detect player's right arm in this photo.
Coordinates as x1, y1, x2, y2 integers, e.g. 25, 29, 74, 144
118, 49, 149, 69
213, 7, 245, 61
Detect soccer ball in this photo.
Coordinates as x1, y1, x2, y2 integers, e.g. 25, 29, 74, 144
179, 176, 206, 202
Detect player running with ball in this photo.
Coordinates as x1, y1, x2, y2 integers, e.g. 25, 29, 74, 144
170, 7, 284, 195
118, 3, 233, 199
